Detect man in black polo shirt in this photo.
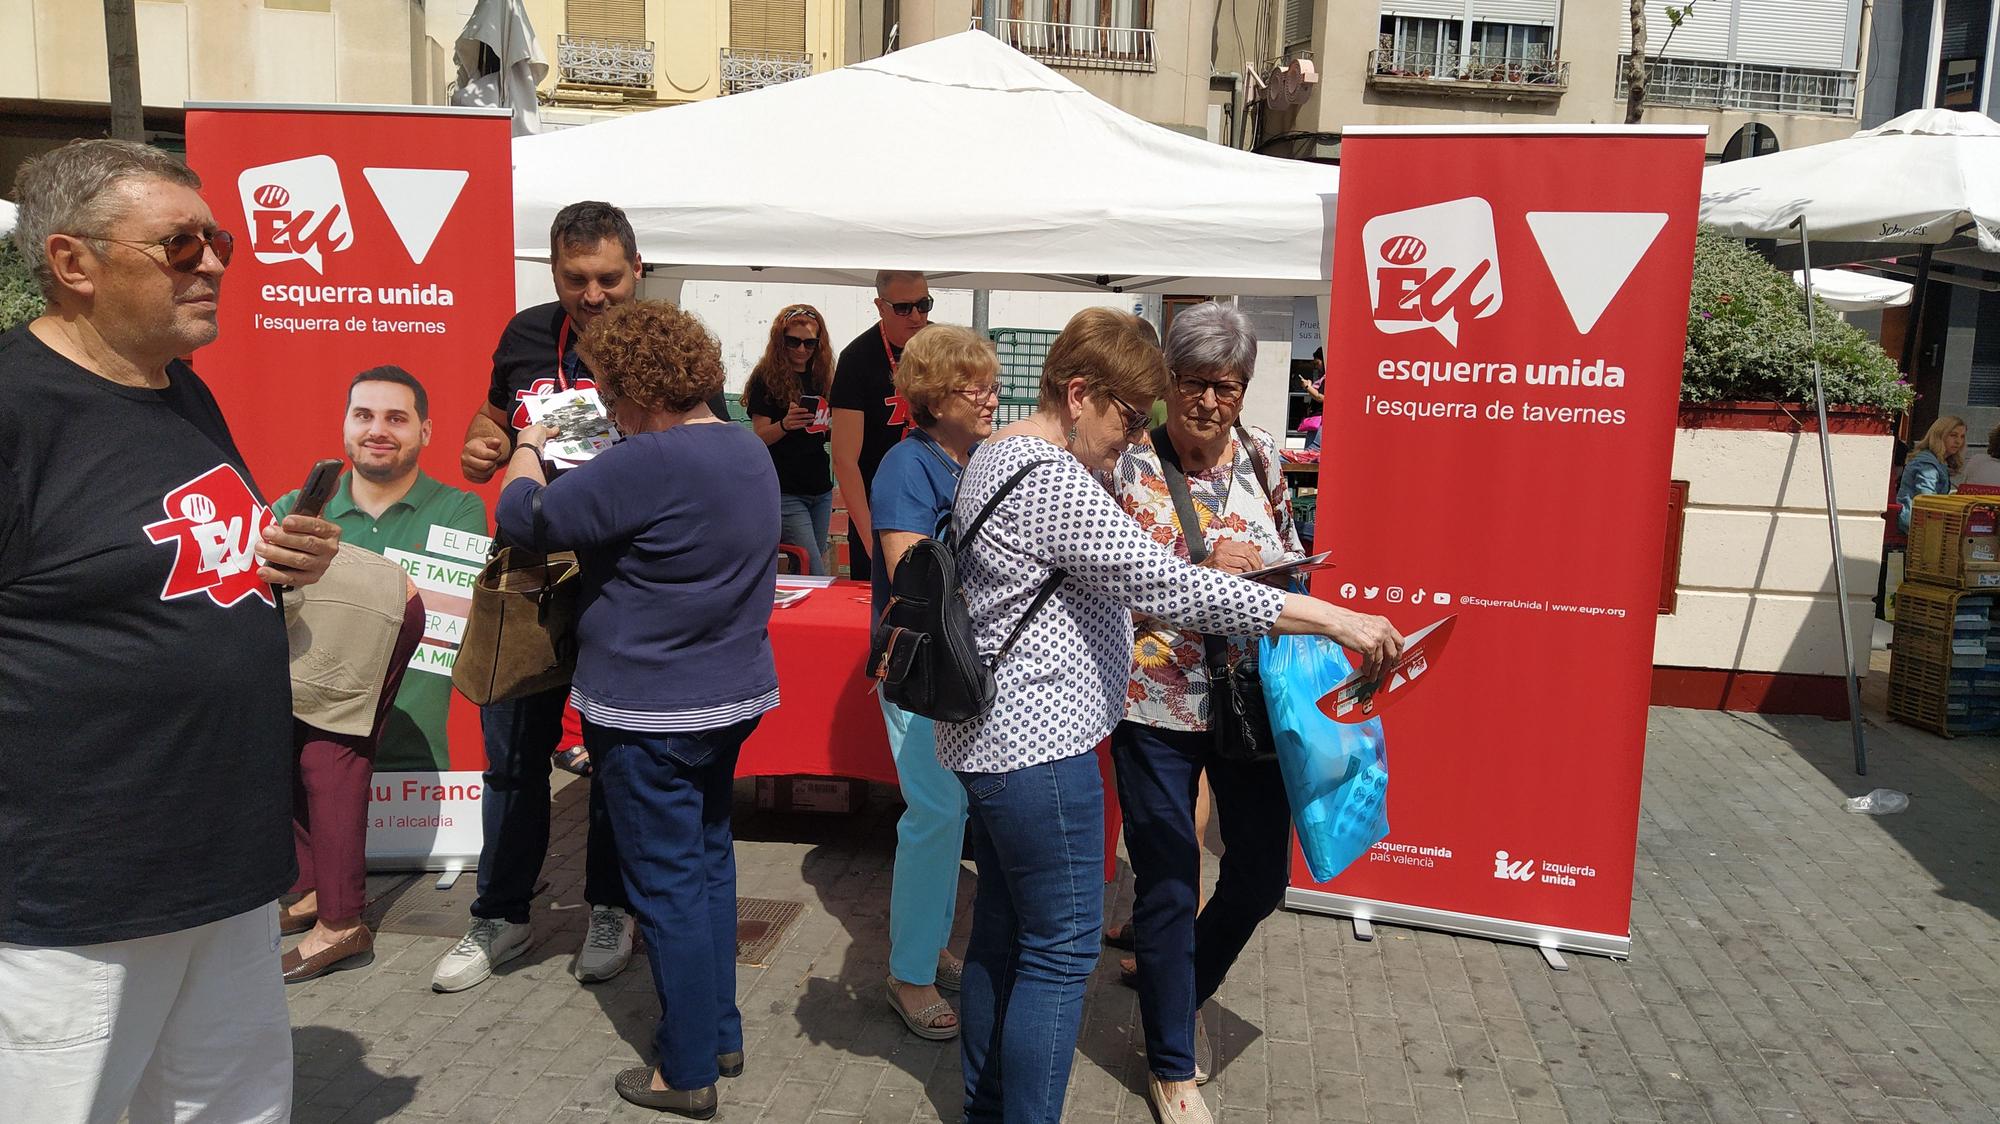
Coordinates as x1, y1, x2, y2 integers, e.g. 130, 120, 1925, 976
829, 269, 932, 581
439, 202, 719, 993
0, 139, 340, 1121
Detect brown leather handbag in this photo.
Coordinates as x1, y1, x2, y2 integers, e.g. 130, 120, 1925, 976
451, 491, 581, 705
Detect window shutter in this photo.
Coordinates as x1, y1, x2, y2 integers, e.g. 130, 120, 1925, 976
731, 0, 808, 52
567, 0, 646, 40
1284, 0, 1316, 51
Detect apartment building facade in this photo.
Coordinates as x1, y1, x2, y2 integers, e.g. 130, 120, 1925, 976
1222, 0, 1874, 161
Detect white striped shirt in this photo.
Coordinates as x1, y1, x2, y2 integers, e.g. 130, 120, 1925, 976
571, 687, 780, 734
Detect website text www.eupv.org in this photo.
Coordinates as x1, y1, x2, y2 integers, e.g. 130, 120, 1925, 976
1459, 595, 1629, 620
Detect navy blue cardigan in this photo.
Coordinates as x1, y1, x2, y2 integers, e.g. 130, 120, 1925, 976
497, 422, 779, 714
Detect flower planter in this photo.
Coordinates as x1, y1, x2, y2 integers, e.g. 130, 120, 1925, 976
1652, 401, 1895, 717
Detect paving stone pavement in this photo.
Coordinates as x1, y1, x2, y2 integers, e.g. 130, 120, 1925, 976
284, 702, 2000, 1123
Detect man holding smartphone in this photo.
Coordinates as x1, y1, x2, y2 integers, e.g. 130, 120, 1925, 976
830, 270, 932, 581
0, 140, 341, 1122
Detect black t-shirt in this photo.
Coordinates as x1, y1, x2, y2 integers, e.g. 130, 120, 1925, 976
488, 302, 731, 435
0, 327, 295, 945
743, 378, 832, 497
828, 322, 908, 493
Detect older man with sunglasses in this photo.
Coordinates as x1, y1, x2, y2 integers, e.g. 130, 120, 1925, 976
0, 139, 341, 1122
829, 269, 933, 581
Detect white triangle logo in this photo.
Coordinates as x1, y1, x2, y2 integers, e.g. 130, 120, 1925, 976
1525, 211, 1669, 334
361, 167, 470, 265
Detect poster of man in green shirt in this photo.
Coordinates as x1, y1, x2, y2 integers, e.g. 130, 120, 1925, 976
274, 366, 488, 772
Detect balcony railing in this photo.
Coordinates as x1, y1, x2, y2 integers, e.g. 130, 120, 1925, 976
1616, 54, 1857, 117
969, 17, 1157, 73
720, 47, 813, 95
557, 35, 655, 90
1367, 43, 1569, 98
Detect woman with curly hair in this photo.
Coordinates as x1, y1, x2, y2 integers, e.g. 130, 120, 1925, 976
743, 304, 837, 573
501, 300, 779, 1119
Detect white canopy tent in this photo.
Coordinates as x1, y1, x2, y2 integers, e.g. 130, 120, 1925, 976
510, 32, 1336, 295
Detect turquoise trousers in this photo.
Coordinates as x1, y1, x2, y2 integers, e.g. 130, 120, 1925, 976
879, 692, 969, 984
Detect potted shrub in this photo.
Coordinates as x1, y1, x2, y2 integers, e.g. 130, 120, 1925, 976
1654, 226, 1910, 716
0, 237, 42, 334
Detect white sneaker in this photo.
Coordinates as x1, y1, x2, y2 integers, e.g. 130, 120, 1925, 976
573, 906, 635, 983
430, 917, 531, 993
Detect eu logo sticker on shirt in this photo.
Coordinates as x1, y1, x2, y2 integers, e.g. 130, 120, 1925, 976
142, 464, 276, 608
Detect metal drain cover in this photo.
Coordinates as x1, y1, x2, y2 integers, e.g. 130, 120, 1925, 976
736, 897, 804, 965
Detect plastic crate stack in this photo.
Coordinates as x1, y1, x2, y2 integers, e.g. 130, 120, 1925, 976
1888, 494, 2000, 736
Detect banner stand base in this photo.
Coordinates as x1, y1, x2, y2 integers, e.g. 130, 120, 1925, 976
1351, 917, 1375, 942
434, 861, 465, 890
1286, 888, 1630, 961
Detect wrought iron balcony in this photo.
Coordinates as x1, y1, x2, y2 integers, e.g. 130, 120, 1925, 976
720, 48, 813, 95
969, 17, 1157, 73
557, 35, 655, 90
1367, 43, 1568, 99
1616, 54, 1857, 117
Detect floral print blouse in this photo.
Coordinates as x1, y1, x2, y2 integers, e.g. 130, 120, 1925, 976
1115, 426, 1302, 732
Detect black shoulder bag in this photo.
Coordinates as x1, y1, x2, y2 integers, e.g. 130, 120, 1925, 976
1152, 424, 1279, 763
870, 459, 1064, 723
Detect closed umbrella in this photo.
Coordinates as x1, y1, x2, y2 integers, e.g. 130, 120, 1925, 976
1791, 269, 1912, 312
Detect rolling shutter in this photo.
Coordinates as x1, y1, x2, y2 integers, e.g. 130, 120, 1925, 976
1624, 0, 1728, 62
1735, 0, 1851, 69
1285, 0, 1317, 51
567, 0, 646, 40
1472, 0, 1559, 25
732, 0, 808, 52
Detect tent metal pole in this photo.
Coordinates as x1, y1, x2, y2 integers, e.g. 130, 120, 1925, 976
1900, 244, 1934, 376
1794, 217, 1869, 776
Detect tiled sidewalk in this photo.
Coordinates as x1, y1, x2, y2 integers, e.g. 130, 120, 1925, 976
285, 703, 2000, 1122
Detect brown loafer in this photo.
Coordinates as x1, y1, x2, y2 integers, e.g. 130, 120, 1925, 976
614, 1067, 716, 1118
717, 1051, 744, 1079
282, 926, 374, 984
279, 902, 318, 936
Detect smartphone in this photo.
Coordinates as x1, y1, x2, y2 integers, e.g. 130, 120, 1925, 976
799, 394, 822, 413
290, 458, 345, 520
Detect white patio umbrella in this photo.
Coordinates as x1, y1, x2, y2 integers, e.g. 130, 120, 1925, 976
1702, 108, 2000, 253
0, 199, 15, 238
1791, 268, 1912, 311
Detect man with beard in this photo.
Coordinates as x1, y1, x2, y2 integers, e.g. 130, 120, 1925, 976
273, 365, 487, 776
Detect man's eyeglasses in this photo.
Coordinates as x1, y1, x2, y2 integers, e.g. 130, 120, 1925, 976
884, 295, 935, 317
784, 336, 821, 351
1104, 391, 1151, 439
82, 229, 235, 273
1174, 375, 1246, 404
953, 383, 1001, 404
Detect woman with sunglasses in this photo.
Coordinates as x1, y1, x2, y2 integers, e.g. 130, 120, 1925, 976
743, 304, 836, 574
940, 308, 1402, 1124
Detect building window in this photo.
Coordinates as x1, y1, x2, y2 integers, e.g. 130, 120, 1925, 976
1380, 15, 1458, 77
1471, 22, 1550, 63
568, 0, 646, 41
976, 0, 1159, 72
1285, 0, 1317, 54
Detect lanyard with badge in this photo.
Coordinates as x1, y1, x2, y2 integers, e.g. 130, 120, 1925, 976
881, 323, 916, 434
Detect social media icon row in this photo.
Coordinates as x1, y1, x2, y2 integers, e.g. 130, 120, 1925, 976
1338, 583, 1451, 607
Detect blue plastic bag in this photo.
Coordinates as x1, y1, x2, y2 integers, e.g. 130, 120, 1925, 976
1259, 634, 1390, 883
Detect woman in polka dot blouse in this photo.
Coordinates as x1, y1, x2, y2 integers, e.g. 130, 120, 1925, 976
937, 308, 1402, 1124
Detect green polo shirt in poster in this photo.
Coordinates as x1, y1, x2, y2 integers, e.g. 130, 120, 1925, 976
274, 471, 489, 771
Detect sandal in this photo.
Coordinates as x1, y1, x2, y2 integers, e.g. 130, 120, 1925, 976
1104, 920, 1135, 950
885, 977, 959, 1040
935, 955, 963, 995
1119, 956, 1140, 988
554, 746, 592, 777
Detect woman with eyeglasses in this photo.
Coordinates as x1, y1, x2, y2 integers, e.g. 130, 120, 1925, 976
867, 325, 1002, 1042
744, 304, 836, 574
1108, 301, 1305, 1123
940, 307, 1402, 1124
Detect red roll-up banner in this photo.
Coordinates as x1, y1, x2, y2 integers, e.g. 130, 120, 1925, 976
185, 105, 516, 870
1291, 127, 1707, 956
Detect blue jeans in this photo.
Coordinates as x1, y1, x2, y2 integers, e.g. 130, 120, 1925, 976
780, 491, 832, 576
957, 753, 1103, 1124
587, 717, 758, 1090
472, 686, 627, 922
1110, 721, 1292, 1080
881, 694, 968, 985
